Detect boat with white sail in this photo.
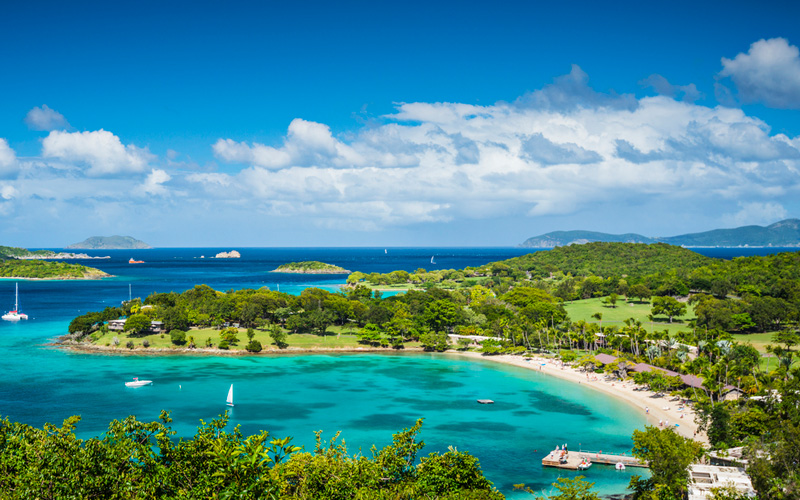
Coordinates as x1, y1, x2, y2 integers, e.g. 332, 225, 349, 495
226, 384, 234, 406
2, 283, 28, 321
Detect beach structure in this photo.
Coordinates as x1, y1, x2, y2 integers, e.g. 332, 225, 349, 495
687, 464, 755, 499
542, 449, 645, 470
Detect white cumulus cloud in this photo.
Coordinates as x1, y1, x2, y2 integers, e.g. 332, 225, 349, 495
206, 66, 800, 230
24, 105, 71, 131
719, 37, 800, 109
42, 129, 153, 176
0, 139, 18, 177
136, 169, 172, 196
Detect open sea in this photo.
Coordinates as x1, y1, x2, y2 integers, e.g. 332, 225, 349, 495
1, 246, 795, 497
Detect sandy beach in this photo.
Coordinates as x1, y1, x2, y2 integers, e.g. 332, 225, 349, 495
452, 351, 706, 444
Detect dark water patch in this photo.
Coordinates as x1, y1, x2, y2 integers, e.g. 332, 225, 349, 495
306, 402, 336, 409
512, 409, 540, 417
345, 387, 369, 392
528, 390, 592, 416
348, 413, 421, 431
434, 421, 516, 433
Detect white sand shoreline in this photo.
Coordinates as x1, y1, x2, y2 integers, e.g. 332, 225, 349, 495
449, 351, 706, 445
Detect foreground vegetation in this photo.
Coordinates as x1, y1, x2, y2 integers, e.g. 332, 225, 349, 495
66, 242, 800, 498
0, 413, 501, 499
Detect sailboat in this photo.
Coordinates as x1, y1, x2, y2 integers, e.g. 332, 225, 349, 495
430, 256, 436, 265
2, 283, 28, 321
226, 384, 234, 407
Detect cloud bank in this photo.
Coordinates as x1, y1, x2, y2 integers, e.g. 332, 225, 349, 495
1, 50, 799, 244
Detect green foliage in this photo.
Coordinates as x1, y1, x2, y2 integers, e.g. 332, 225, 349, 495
169, 329, 187, 345
245, 339, 262, 352
268, 325, 288, 348
219, 326, 239, 345
124, 313, 151, 334
218, 340, 230, 350
419, 330, 449, 352
651, 296, 687, 323
551, 475, 601, 500
629, 426, 704, 499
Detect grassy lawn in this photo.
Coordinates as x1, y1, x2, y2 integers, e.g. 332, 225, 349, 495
91, 325, 420, 352
730, 332, 777, 353
563, 296, 696, 336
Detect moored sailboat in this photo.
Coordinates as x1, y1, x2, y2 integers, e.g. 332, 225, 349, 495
2, 283, 28, 321
226, 384, 234, 406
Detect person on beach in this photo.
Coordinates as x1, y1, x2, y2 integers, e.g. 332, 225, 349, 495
645, 407, 649, 414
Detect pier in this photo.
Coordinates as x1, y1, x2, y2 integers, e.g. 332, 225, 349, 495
542, 449, 646, 470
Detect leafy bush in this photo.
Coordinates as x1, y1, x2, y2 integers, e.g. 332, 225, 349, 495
126, 340, 134, 349
245, 339, 262, 352
169, 329, 187, 345
142, 339, 150, 348
218, 340, 229, 350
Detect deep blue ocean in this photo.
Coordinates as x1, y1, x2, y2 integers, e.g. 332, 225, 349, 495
1, 246, 795, 497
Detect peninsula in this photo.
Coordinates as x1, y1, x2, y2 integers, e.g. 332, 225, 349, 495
0, 246, 109, 260
66, 235, 153, 250
271, 261, 350, 274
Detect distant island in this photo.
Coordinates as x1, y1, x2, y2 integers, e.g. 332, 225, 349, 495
271, 261, 351, 274
0, 246, 110, 280
66, 236, 153, 250
521, 218, 800, 248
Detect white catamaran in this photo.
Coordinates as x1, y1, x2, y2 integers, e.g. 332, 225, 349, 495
226, 384, 234, 406
2, 283, 28, 321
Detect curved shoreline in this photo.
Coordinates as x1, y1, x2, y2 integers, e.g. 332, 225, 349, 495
53, 341, 704, 443
449, 351, 705, 444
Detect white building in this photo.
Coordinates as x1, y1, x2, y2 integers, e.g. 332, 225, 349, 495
688, 464, 756, 499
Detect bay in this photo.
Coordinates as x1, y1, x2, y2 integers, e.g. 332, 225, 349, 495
1, 246, 794, 497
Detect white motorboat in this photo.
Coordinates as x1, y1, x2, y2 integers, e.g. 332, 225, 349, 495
616, 462, 626, 470
125, 377, 153, 388
2, 283, 28, 321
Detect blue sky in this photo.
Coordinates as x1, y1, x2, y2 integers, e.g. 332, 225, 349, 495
1, 0, 800, 247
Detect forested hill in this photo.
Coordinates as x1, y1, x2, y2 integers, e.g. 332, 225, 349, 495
520, 230, 654, 247
520, 218, 800, 248
500, 242, 713, 279
657, 218, 800, 247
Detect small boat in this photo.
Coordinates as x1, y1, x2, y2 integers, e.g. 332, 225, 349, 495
129, 258, 145, 264
226, 384, 234, 407
615, 462, 626, 470
477, 399, 494, 404
2, 283, 28, 321
125, 377, 153, 388
430, 256, 436, 265
577, 459, 592, 470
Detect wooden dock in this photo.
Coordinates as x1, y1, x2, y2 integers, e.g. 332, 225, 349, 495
542, 449, 646, 470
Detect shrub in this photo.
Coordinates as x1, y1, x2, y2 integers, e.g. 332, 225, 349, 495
245, 339, 262, 353
112, 336, 120, 346
170, 329, 187, 346
218, 340, 230, 350
126, 340, 134, 349
142, 339, 150, 348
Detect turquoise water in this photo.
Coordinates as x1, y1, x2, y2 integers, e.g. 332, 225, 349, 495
4, 247, 790, 497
